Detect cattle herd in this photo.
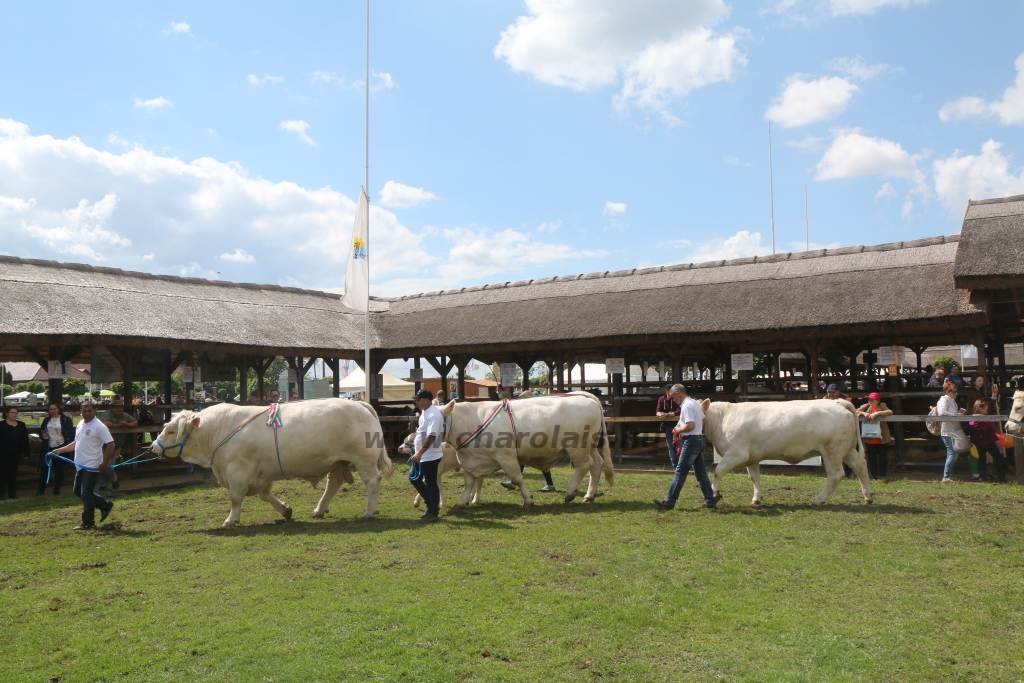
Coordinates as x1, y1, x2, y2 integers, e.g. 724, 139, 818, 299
149, 390, 1024, 527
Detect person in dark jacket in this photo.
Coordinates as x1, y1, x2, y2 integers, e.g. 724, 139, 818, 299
38, 402, 75, 495
1, 406, 31, 499
968, 398, 1006, 483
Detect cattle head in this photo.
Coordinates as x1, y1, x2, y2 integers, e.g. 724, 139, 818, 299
151, 410, 201, 458
1004, 390, 1024, 437
397, 431, 415, 456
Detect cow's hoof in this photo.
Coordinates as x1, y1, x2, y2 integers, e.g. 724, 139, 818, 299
563, 492, 577, 503
811, 499, 826, 506
583, 495, 595, 503
751, 498, 763, 507
222, 520, 239, 528
864, 497, 874, 505
312, 509, 326, 519
282, 506, 293, 521
360, 511, 378, 519
412, 499, 422, 508
713, 492, 723, 503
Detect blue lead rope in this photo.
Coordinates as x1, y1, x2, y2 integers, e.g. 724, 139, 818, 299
43, 451, 163, 485
407, 457, 422, 482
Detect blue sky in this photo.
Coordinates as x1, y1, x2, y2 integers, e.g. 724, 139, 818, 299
1, 0, 1023, 298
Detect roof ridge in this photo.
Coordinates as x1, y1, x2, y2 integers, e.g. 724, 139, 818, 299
968, 194, 1024, 206
385, 234, 960, 301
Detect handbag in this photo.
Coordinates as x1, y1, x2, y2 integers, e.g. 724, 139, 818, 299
952, 431, 972, 453
925, 406, 942, 436
860, 421, 882, 439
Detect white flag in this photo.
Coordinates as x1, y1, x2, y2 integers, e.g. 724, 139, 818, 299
342, 190, 369, 312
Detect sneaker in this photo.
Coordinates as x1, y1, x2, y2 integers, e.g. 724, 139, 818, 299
73, 524, 95, 531
653, 500, 673, 511
100, 502, 114, 523
941, 477, 955, 483
419, 511, 439, 522
540, 484, 557, 492
500, 480, 517, 491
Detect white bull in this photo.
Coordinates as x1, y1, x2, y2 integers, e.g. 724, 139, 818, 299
440, 392, 614, 507
701, 398, 873, 505
396, 432, 478, 508
1004, 390, 1024, 437
151, 399, 394, 526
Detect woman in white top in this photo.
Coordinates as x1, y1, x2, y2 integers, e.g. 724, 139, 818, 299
936, 379, 965, 482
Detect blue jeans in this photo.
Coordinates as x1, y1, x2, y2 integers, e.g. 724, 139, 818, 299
663, 427, 677, 468
73, 469, 111, 526
664, 435, 715, 508
940, 435, 958, 479
409, 458, 440, 515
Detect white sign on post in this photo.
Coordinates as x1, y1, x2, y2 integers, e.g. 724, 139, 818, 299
181, 365, 202, 384
875, 346, 896, 365
408, 368, 424, 382
605, 357, 625, 375
730, 353, 754, 372
500, 363, 518, 387
960, 345, 978, 360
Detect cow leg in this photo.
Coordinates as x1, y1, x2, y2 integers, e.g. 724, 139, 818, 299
747, 464, 764, 506
814, 453, 845, 504
454, 471, 477, 508
260, 488, 293, 521
470, 476, 482, 505
563, 451, 589, 503
357, 464, 382, 518
712, 451, 744, 503
497, 456, 532, 507
313, 461, 351, 518
413, 492, 424, 508
223, 488, 244, 528
845, 448, 874, 504
582, 451, 604, 503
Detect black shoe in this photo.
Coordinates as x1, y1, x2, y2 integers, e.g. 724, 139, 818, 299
73, 524, 95, 531
100, 502, 114, 523
654, 500, 673, 511
420, 511, 439, 522
704, 502, 718, 510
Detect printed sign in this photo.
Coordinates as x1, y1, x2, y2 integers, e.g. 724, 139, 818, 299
960, 345, 978, 360
408, 368, 424, 382
605, 358, 625, 375
181, 365, 202, 384
500, 363, 518, 387
875, 347, 896, 365
730, 353, 754, 372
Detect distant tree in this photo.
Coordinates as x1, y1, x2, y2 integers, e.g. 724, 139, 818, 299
63, 378, 88, 397
931, 355, 958, 371
16, 381, 46, 394
1, 366, 11, 386
1, 384, 13, 396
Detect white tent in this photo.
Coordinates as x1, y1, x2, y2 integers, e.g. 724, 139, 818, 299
338, 368, 415, 401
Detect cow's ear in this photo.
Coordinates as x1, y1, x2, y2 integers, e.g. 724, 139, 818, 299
191, 416, 201, 429
442, 400, 455, 416
700, 398, 710, 412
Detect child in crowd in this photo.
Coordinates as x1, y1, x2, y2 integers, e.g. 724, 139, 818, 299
968, 398, 1007, 483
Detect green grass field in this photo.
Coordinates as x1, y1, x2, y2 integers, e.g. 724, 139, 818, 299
2, 469, 1022, 682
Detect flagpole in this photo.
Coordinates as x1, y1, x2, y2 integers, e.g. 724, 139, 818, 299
363, 0, 371, 402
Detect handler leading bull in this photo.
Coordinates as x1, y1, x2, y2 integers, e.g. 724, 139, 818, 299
150, 398, 393, 526
440, 391, 613, 507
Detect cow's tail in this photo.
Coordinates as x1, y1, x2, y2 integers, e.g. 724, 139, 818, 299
840, 401, 864, 456
598, 414, 614, 486
378, 446, 395, 479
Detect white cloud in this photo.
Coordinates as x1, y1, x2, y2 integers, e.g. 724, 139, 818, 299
279, 120, 316, 147
167, 21, 191, 35
441, 227, 604, 281
785, 135, 826, 153
815, 130, 921, 183
374, 71, 395, 91
0, 117, 432, 288
378, 180, 438, 209
933, 140, 1024, 214
875, 182, 897, 199
685, 229, 771, 262
829, 55, 889, 81
311, 70, 346, 87
901, 198, 914, 217
603, 200, 628, 215
938, 53, 1024, 126
133, 96, 173, 111
495, 0, 744, 123
537, 220, 562, 233
766, 75, 858, 127
219, 248, 255, 263
829, 0, 928, 16
247, 74, 284, 87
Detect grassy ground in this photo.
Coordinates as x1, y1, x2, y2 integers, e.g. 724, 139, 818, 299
1, 469, 1022, 682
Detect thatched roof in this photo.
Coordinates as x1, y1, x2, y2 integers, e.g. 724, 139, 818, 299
0, 256, 380, 356
0, 234, 990, 360
377, 236, 983, 354
954, 194, 1024, 289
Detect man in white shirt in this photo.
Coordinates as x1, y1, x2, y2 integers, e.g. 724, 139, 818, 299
51, 401, 116, 530
409, 389, 445, 521
655, 384, 716, 511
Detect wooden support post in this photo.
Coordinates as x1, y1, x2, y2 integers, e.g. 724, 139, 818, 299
456, 357, 468, 400
612, 371, 624, 462
163, 351, 173, 406
555, 360, 565, 392
237, 358, 249, 404
255, 360, 267, 402
909, 344, 926, 389
1016, 438, 1024, 485
46, 347, 65, 407
671, 353, 683, 386
412, 357, 422, 394
326, 358, 340, 398
809, 342, 821, 398
547, 361, 554, 393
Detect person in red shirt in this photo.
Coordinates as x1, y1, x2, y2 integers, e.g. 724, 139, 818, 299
655, 384, 681, 467
856, 392, 893, 480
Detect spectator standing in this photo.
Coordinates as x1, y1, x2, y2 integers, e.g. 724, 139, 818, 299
38, 403, 75, 495
1, 406, 30, 499
927, 367, 947, 389
936, 379, 966, 483
654, 384, 716, 511
968, 398, 1007, 483
947, 365, 965, 389
826, 383, 852, 402
856, 392, 893, 480
409, 389, 443, 521
655, 383, 681, 467
50, 401, 115, 529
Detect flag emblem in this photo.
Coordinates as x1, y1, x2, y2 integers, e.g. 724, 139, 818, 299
352, 236, 367, 260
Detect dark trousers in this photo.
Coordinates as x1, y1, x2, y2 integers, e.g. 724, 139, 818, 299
865, 443, 888, 479
1, 459, 17, 499
38, 452, 65, 494
73, 469, 110, 527
977, 442, 1007, 481
664, 435, 715, 507
519, 465, 554, 486
663, 427, 677, 468
410, 458, 441, 515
